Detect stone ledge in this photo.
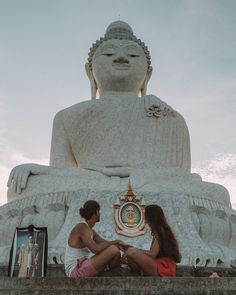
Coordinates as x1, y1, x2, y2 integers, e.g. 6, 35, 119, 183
0, 277, 236, 295
1, 266, 236, 294
1, 265, 236, 278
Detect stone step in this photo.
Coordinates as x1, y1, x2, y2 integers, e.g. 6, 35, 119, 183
1, 277, 236, 295
1, 265, 236, 295
1, 265, 236, 278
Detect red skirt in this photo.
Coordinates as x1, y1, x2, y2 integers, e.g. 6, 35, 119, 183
156, 257, 176, 277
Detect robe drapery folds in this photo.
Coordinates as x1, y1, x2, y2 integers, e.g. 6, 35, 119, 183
50, 95, 190, 172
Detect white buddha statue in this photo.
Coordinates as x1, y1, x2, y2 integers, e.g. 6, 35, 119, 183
7, 21, 192, 201
3, 21, 236, 267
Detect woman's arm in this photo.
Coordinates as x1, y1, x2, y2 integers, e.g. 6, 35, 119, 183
135, 237, 160, 258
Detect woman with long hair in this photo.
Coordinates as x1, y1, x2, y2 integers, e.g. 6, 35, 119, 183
123, 204, 181, 276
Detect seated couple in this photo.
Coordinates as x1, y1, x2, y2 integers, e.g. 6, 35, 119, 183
64, 200, 181, 277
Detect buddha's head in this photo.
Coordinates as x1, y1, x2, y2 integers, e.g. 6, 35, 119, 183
86, 21, 152, 99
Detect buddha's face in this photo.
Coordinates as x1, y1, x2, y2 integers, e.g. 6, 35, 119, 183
91, 39, 149, 94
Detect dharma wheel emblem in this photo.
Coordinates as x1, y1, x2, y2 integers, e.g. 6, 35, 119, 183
114, 180, 146, 237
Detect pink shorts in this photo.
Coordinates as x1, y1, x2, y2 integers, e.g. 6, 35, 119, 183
70, 257, 98, 278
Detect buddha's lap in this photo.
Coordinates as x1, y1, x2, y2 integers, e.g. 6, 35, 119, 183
7, 168, 230, 207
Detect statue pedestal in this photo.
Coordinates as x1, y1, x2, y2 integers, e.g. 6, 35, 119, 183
1, 175, 236, 267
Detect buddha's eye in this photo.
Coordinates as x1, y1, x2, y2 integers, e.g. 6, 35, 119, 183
102, 51, 115, 56
129, 54, 139, 58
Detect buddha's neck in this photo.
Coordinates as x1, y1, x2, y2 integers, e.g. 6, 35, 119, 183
99, 90, 140, 99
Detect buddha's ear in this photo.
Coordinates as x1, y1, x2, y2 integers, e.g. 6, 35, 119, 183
140, 67, 152, 97
85, 63, 98, 99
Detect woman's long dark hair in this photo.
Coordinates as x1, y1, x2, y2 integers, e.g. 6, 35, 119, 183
145, 205, 181, 263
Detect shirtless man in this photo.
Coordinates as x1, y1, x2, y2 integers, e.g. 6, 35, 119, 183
65, 200, 123, 277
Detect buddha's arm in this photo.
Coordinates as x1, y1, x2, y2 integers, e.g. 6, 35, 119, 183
49, 111, 78, 168
178, 115, 191, 172
183, 123, 191, 171
51, 111, 134, 176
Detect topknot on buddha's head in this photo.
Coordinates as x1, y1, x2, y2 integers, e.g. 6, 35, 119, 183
87, 21, 152, 70
105, 21, 133, 35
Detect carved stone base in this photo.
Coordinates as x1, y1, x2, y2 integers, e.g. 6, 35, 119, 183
1, 183, 236, 267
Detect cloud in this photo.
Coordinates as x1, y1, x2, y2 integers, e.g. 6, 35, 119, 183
192, 153, 236, 209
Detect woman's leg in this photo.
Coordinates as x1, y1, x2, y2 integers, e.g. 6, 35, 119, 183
125, 247, 157, 276
126, 259, 140, 273
90, 245, 121, 273
108, 251, 121, 269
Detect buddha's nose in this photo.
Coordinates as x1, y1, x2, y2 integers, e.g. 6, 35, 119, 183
113, 56, 129, 64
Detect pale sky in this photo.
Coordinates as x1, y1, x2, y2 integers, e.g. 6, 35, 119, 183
0, 0, 236, 207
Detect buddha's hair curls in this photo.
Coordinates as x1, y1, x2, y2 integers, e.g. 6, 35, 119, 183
79, 200, 100, 220
145, 204, 181, 263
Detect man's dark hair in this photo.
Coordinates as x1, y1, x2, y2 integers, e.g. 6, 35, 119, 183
79, 200, 100, 220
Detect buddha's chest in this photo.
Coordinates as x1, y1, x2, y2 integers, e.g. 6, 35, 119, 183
72, 99, 146, 139
66, 97, 176, 160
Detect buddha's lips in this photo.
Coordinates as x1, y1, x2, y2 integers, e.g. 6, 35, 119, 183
112, 63, 130, 69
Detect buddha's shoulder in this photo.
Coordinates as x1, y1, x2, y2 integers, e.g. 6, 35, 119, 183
146, 94, 172, 108
53, 99, 99, 121
146, 94, 186, 121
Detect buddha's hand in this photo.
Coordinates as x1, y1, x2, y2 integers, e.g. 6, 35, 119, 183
7, 163, 49, 194
86, 166, 133, 177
